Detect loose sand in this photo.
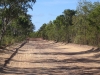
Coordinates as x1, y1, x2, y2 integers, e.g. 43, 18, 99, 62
0, 40, 100, 75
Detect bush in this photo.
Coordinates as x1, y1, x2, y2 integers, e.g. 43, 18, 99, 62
1, 36, 15, 46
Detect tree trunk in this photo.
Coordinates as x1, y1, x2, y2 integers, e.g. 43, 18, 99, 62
0, 18, 7, 45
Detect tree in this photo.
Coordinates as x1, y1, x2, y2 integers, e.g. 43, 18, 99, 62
38, 23, 47, 39
88, 4, 100, 46
17, 15, 35, 36
36, 0, 100, 47
72, 0, 94, 44
0, 0, 36, 45
63, 9, 76, 43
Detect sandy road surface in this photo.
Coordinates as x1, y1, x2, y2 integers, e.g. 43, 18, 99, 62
0, 40, 100, 75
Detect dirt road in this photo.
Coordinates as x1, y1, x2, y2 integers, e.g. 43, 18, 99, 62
0, 40, 100, 75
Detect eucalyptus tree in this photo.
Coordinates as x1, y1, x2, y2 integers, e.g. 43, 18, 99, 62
36, 0, 100, 47
63, 9, 76, 43
38, 23, 47, 39
53, 15, 66, 42
0, 0, 36, 45
37, 9, 76, 43
17, 15, 35, 37
45, 21, 55, 40
88, 4, 100, 46
72, 0, 95, 44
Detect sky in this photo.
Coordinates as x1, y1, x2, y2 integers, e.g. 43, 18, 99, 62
28, 0, 100, 31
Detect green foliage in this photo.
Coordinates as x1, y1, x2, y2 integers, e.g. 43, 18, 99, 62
0, 0, 36, 47
35, 0, 100, 47
29, 32, 39, 38
1, 35, 15, 46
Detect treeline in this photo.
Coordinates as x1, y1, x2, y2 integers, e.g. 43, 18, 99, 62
0, 0, 36, 47
34, 0, 100, 46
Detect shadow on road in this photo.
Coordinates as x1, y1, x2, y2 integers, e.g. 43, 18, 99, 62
0, 65, 100, 75
0, 42, 26, 73
0, 40, 100, 75
33, 48, 100, 55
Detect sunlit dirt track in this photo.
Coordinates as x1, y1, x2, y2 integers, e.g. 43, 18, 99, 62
0, 40, 100, 75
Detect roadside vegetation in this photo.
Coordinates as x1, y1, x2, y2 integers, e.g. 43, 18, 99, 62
33, 0, 100, 47
0, 0, 36, 48
0, 0, 100, 48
